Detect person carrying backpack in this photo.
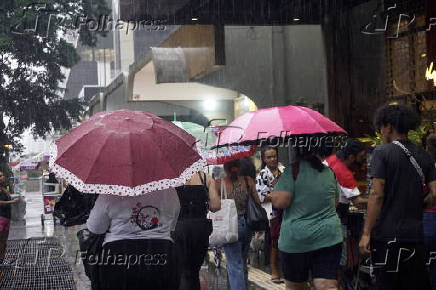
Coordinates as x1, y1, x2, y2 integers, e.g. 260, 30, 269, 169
272, 139, 343, 290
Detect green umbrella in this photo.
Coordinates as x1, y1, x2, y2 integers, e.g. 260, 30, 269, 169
172, 121, 256, 165
172, 121, 217, 148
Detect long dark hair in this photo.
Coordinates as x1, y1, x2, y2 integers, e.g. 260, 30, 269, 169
260, 145, 278, 169
294, 136, 334, 172
239, 157, 256, 180
224, 160, 240, 182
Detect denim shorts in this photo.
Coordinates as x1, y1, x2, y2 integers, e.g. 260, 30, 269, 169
280, 243, 342, 283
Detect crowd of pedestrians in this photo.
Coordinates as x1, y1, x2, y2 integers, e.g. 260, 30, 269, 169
43, 103, 436, 290
82, 104, 436, 290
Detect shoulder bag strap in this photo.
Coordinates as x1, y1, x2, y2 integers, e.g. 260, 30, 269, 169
392, 141, 425, 185
198, 171, 206, 186
220, 179, 228, 199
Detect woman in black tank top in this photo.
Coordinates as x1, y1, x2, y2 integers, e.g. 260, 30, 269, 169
174, 171, 220, 290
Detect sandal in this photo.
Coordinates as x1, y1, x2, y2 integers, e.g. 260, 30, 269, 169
271, 277, 284, 284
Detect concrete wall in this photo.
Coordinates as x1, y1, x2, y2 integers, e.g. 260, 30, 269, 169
199, 25, 329, 113
89, 74, 213, 126
282, 26, 328, 111
64, 61, 99, 100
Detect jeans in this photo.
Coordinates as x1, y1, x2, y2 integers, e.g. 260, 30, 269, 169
174, 219, 212, 290
223, 215, 252, 290
424, 212, 436, 290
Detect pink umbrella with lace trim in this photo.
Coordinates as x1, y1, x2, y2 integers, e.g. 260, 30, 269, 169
49, 110, 206, 196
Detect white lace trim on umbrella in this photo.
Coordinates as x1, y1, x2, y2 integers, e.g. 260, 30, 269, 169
49, 145, 207, 196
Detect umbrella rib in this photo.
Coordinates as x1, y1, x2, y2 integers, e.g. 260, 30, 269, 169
293, 106, 326, 133
147, 129, 180, 179
158, 121, 197, 150
127, 132, 135, 188
81, 132, 114, 185
55, 123, 104, 160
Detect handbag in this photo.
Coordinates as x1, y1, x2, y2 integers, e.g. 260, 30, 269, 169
77, 229, 105, 290
54, 185, 98, 227
245, 177, 269, 231
208, 180, 238, 246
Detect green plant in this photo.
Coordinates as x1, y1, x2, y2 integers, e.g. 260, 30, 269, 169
407, 123, 432, 146
358, 132, 383, 147
359, 123, 433, 147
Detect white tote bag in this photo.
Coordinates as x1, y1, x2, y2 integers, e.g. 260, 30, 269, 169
208, 181, 238, 246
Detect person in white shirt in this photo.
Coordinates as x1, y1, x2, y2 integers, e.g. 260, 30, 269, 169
256, 146, 285, 284
86, 188, 180, 290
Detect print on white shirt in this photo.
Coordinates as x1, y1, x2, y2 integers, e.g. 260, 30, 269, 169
130, 203, 162, 231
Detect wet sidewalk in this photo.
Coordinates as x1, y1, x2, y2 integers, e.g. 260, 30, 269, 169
7, 191, 272, 289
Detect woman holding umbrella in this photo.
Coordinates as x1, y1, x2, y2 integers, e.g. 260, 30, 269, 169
49, 110, 208, 290
213, 105, 347, 290
272, 140, 343, 290
87, 187, 181, 290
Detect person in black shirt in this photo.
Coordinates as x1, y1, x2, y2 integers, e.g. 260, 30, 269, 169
0, 171, 19, 264
359, 105, 436, 290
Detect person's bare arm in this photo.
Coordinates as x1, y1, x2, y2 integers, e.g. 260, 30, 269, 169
424, 180, 436, 209
0, 199, 18, 206
350, 195, 368, 205
206, 174, 221, 212
271, 190, 293, 209
359, 178, 385, 255
247, 177, 261, 204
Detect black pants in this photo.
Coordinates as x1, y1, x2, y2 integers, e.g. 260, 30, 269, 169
99, 239, 179, 290
173, 218, 212, 290
371, 240, 431, 290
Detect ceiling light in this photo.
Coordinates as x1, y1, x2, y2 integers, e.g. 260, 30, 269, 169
293, 18, 301, 22
421, 53, 427, 58
191, 18, 198, 21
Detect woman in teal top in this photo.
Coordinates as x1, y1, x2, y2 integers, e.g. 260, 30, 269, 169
272, 144, 342, 290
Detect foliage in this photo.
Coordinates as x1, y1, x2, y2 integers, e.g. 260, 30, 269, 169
0, 0, 110, 157
358, 132, 383, 147
359, 124, 433, 147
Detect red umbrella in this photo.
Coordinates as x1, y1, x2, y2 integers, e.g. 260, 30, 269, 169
214, 105, 347, 147
49, 110, 206, 196
205, 145, 257, 165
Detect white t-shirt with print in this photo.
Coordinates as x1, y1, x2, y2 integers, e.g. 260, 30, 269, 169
86, 188, 180, 245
